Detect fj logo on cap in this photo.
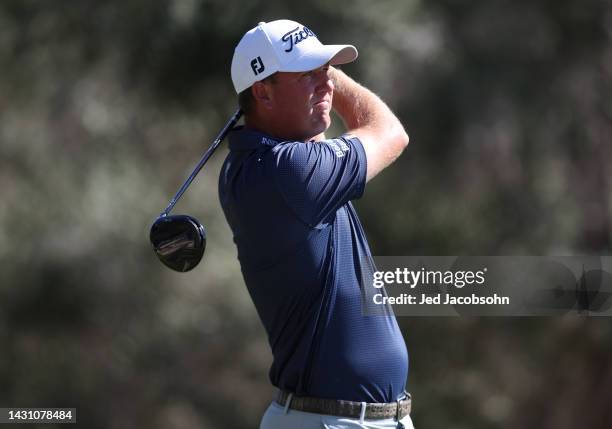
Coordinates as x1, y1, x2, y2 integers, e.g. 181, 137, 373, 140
281, 26, 317, 52
250, 56, 265, 75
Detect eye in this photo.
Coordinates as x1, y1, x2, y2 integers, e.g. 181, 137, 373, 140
297, 74, 312, 84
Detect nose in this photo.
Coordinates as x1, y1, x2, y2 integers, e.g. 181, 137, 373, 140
315, 68, 334, 93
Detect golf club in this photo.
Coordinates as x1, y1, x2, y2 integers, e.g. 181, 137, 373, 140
150, 109, 243, 272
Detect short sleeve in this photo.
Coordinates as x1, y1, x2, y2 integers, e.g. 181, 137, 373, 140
272, 135, 367, 227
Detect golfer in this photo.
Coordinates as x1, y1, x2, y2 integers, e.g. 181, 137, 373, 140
219, 20, 412, 429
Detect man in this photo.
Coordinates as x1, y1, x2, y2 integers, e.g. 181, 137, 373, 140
219, 20, 412, 429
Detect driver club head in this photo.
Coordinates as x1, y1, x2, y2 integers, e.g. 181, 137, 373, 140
149, 110, 242, 271
149, 214, 206, 272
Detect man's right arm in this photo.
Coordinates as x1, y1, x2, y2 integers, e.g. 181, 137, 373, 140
331, 67, 409, 182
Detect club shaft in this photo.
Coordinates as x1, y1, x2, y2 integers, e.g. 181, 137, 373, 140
161, 109, 243, 217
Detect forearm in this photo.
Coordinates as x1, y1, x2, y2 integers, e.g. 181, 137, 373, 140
330, 67, 409, 181
331, 68, 405, 135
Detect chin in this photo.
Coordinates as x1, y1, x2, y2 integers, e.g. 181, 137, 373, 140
313, 115, 331, 134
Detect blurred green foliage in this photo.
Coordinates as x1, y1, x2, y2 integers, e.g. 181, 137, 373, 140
1, 1, 611, 428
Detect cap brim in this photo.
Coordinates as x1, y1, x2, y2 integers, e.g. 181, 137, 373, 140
280, 44, 358, 73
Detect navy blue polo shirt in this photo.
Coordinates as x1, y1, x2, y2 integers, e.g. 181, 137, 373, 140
218, 127, 408, 403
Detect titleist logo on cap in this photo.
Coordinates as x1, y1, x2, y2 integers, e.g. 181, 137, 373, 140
281, 26, 317, 52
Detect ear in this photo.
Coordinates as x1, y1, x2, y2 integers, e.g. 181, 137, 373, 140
251, 81, 274, 110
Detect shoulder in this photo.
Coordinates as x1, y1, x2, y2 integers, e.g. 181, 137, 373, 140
271, 135, 365, 167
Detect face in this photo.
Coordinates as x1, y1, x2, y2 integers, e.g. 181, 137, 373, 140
259, 64, 334, 141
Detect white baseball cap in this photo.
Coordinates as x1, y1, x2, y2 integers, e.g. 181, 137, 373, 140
231, 19, 358, 93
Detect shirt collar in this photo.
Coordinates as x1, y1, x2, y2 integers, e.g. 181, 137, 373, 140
228, 126, 283, 151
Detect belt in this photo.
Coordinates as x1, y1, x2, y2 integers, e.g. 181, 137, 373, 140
276, 390, 412, 420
